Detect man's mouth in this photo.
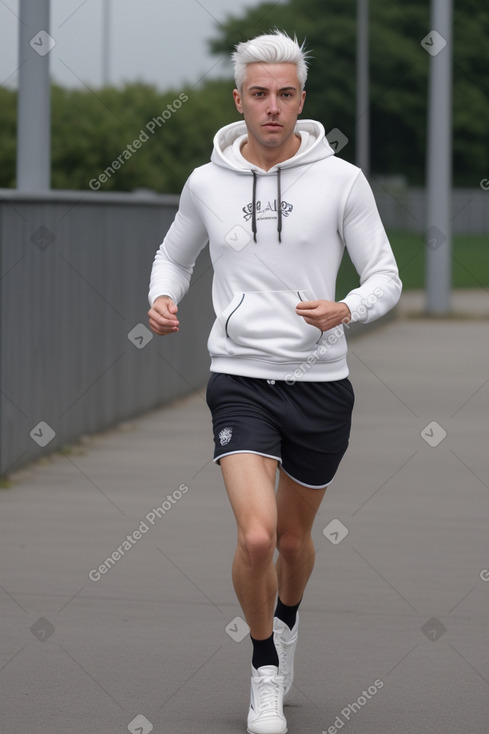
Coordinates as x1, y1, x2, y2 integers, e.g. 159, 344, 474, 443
263, 122, 282, 128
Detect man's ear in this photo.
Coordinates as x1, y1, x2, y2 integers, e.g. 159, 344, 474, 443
233, 88, 244, 114
298, 90, 306, 115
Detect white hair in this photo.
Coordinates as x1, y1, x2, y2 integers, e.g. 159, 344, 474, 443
232, 30, 309, 92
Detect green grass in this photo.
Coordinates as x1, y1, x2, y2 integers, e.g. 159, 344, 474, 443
336, 231, 489, 297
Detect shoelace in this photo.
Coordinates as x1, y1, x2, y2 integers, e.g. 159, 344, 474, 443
278, 633, 295, 649
255, 674, 283, 714
276, 636, 294, 668
276, 644, 289, 669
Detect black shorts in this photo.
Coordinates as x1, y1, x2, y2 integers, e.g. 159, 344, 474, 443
206, 373, 354, 489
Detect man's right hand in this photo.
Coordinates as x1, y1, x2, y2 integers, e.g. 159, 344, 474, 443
148, 296, 179, 335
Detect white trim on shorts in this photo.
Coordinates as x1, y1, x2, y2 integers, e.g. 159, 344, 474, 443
280, 465, 335, 490
214, 450, 335, 489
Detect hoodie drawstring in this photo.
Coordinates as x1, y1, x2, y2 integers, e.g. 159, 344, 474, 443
251, 168, 282, 243
277, 167, 282, 243
251, 170, 257, 243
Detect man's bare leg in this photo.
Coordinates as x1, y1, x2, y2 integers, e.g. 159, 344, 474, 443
221, 457, 328, 633
272, 470, 328, 695
275, 469, 327, 606
220, 453, 279, 639
221, 453, 288, 732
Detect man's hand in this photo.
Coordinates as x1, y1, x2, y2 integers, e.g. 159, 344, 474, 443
148, 296, 179, 335
296, 299, 351, 332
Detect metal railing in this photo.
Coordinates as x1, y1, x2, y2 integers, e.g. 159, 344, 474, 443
0, 189, 214, 477
372, 186, 489, 234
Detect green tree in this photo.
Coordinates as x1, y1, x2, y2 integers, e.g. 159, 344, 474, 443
1, 1, 487, 192
49, 80, 237, 193
209, 0, 489, 186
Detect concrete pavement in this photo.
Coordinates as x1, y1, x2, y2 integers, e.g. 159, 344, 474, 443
1, 294, 489, 734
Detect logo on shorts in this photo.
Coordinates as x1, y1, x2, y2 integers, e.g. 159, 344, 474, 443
219, 427, 233, 446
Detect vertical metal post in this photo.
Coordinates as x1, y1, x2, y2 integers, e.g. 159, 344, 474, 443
356, 0, 369, 177
17, 0, 51, 190
102, 0, 111, 86
425, 0, 453, 314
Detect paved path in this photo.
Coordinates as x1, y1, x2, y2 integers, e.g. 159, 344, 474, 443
2, 297, 489, 734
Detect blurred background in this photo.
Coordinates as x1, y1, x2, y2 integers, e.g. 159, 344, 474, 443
1, 0, 488, 191
1, 0, 488, 475
1, 1, 488, 275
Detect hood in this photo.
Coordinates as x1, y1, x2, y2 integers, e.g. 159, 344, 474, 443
211, 119, 335, 174
210, 119, 335, 243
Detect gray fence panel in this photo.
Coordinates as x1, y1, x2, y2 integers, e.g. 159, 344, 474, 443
372, 187, 489, 234
0, 191, 214, 477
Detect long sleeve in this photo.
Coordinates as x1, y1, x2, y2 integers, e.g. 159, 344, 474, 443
148, 177, 209, 306
339, 171, 402, 323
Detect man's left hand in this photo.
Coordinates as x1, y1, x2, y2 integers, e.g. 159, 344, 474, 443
295, 299, 351, 332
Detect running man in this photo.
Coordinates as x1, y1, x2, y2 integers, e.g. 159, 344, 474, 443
148, 30, 401, 734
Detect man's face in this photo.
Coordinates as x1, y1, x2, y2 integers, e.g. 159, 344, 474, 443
233, 62, 306, 152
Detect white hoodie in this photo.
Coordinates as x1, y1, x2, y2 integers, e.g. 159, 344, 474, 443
149, 119, 402, 381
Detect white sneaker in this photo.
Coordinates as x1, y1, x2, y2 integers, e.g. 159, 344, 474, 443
273, 614, 299, 697
247, 665, 287, 734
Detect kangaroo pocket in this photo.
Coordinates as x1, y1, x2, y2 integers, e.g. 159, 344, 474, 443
221, 290, 323, 359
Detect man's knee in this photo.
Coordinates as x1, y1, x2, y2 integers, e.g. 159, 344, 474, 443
276, 532, 309, 563
239, 526, 276, 566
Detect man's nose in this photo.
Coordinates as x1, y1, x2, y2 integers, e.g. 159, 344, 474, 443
267, 95, 280, 115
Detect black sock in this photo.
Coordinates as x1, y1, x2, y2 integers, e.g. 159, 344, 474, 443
274, 597, 301, 630
251, 633, 279, 670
